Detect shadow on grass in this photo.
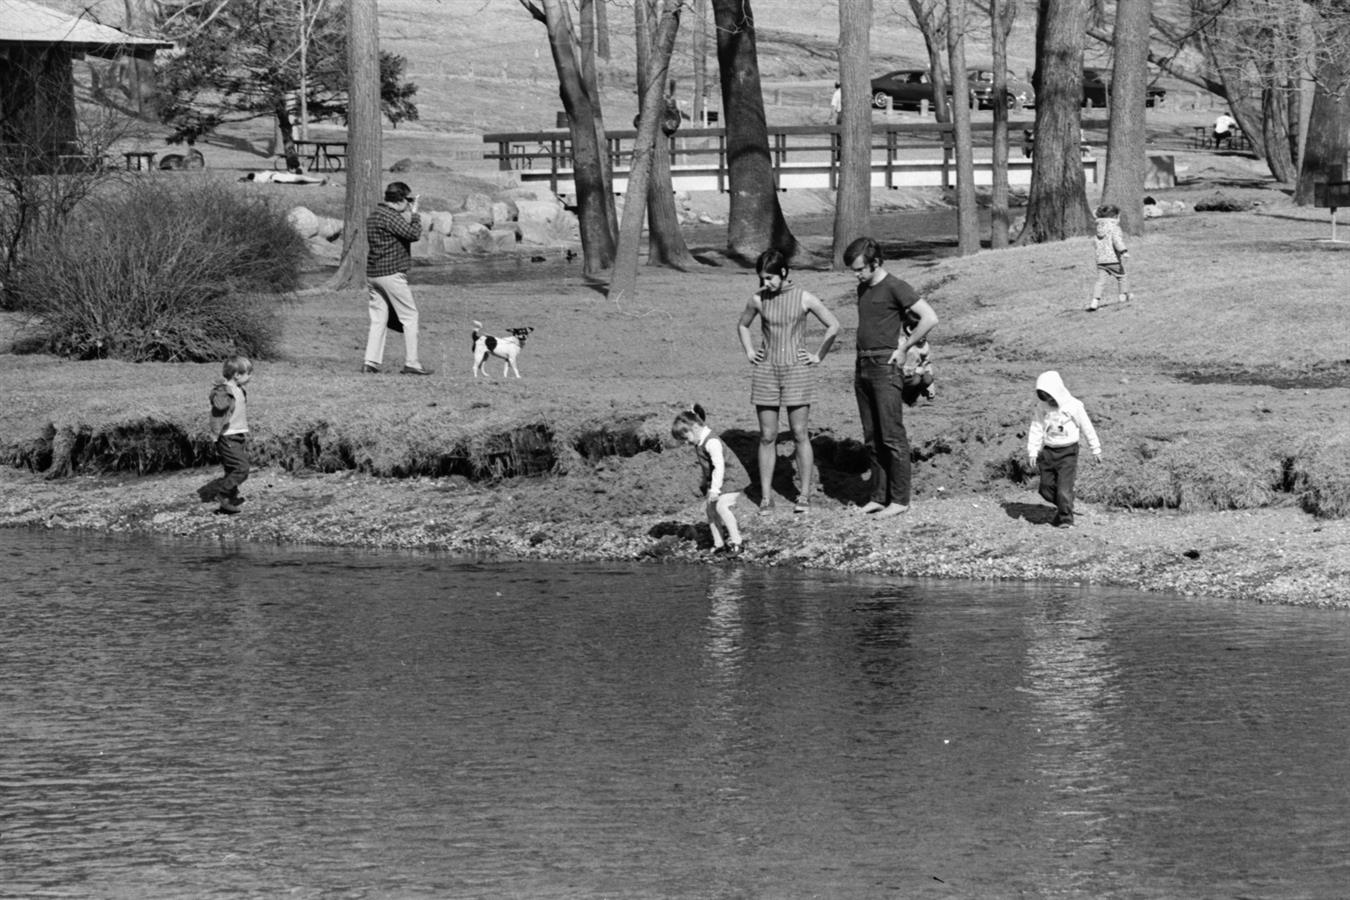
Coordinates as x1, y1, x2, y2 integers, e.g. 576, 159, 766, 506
1002, 501, 1056, 525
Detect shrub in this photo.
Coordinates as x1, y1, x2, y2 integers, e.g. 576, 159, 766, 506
10, 178, 306, 362
1290, 434, 1350, 519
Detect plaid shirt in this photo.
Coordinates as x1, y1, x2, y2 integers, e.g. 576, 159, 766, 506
365, 203, 422, 278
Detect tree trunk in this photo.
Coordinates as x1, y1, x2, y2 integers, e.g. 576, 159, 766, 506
832, 0, 871, 267
329, 0, 382, 289
275, 105, 302, 173
1100, 0, 1151, 235
691, 0, 709, 124
578, 0, 620, 247
121, 0, 158, 118
610, 1, 683, 302
637, 0, 693, 272
712, 0, 798, 261
908, 0, 950, 123
1294, 57, 1350, 206
1020, 0, 1092, 244
522, 0, 616, 274
989, 0, 1013, 248
1259, 86, 1297, 184
946, 0, 979, 255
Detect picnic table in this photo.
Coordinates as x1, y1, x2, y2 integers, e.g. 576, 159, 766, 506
292, 140, 347, 172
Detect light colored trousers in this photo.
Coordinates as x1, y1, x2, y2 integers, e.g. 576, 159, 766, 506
365, 273, 421, 368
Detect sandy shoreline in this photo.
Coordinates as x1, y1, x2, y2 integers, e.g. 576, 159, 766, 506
3, 151, 1348, 608
3, 460, 1348, 608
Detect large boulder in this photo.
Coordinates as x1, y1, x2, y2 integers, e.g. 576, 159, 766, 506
460, 222, 492, 254
424, 210, 455, 235
461, 191, 494, 216
315, 216, 343, 241
286, 206, 319, 239
488, 227, 519, 253
491, 200, 518, 228
516, 198, 575, 246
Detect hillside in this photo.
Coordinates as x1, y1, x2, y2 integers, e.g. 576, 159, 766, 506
50, 0, 1047, 135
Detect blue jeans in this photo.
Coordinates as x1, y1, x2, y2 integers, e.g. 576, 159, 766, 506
854, 358, 911, 506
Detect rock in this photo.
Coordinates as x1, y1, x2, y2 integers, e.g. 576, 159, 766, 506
462, 192, 494, 215
286, 206, 319, 238
424, 211, 455, 235
455, 208, 494, 228
488, 227, 519, 252
516, 198, 574, 245
389, 158, 414, 172
315, 216, 343, 241
306, 236, 340, 260
461, 222, 492, 254
490, 200, 518, 228
495, 186, 558, 203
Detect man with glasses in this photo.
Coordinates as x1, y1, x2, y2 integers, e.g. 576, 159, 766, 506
844, 237, 939, 518
364, 181, 433, 375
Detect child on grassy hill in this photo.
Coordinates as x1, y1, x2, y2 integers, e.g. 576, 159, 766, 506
672, 404, 743, 556
1027, 370, 1101, 528
207, 356, 253, 515
1087, 203, 1131, 312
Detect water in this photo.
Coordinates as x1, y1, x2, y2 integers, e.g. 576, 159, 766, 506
3, 529, 1349, 898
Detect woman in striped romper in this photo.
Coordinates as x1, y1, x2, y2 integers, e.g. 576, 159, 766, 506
736, 249, 841, 514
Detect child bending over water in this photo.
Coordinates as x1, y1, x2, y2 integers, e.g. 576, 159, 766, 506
672, 404, 744, 556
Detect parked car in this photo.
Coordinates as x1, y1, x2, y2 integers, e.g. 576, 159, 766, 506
966, 67, 1036, 110
870, 68, 942, 111
1082, 67, 1167, 108
871, 67, 1036, 113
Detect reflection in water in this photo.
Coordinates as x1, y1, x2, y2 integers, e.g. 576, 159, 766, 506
1020, 590, 1129, 891
3, 530, 1350, 899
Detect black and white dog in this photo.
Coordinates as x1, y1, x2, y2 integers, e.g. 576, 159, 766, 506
471, 320, 534, 378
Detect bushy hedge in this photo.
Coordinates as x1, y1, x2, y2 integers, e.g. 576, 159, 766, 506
11, 178, 307, 362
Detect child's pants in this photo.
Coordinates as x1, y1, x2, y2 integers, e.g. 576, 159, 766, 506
217, 434, 250, 499
1036, 444, 1079, 525
1092, 263, 1128, 300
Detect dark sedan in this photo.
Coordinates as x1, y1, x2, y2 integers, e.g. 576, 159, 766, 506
1082, 67, 1167, 108
870, 69, 944, 111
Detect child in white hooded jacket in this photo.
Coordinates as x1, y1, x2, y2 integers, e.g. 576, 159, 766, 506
1028, 370, 1101, 527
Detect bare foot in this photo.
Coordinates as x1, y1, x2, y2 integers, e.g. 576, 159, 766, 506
860, 501, 886, 514
758, 499, 777, 515
873, 503, 909, 519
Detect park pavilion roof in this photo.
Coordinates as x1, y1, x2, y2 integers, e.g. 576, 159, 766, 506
0, 0, 172, 57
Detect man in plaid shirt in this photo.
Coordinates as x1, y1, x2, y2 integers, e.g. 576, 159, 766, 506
364, 181, 432, 375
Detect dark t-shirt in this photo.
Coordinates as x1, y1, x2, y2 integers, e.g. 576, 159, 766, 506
855, 272, 921, 352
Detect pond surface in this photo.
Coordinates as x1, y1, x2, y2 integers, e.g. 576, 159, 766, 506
3, 529, 1349, 898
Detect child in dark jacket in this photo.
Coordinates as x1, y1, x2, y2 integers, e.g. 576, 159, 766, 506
207, 356, 253, 514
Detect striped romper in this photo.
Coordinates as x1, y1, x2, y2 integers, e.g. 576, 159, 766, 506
750, 284, 815, 408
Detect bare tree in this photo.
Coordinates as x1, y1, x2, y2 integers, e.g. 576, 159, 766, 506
520, 0, 616, 274
906, 0, 953, 123
1295, 54, 1350, 204
691, 0, 710, 123
609, 0, 685, 302
946, 0, 979, 254
833, 0, 872, 266
1020, 0, 1093, 243
989, 0, 1015, 247
638, 3, 695, 270
329, 0, 382, 289
712, 0, 798, 260
1100, 0, 1152, 235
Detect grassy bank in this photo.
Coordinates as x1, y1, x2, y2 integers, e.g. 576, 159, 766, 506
2, 184, 1348, 607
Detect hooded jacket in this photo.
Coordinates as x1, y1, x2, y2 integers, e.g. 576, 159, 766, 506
1028, 371, 1100, 461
